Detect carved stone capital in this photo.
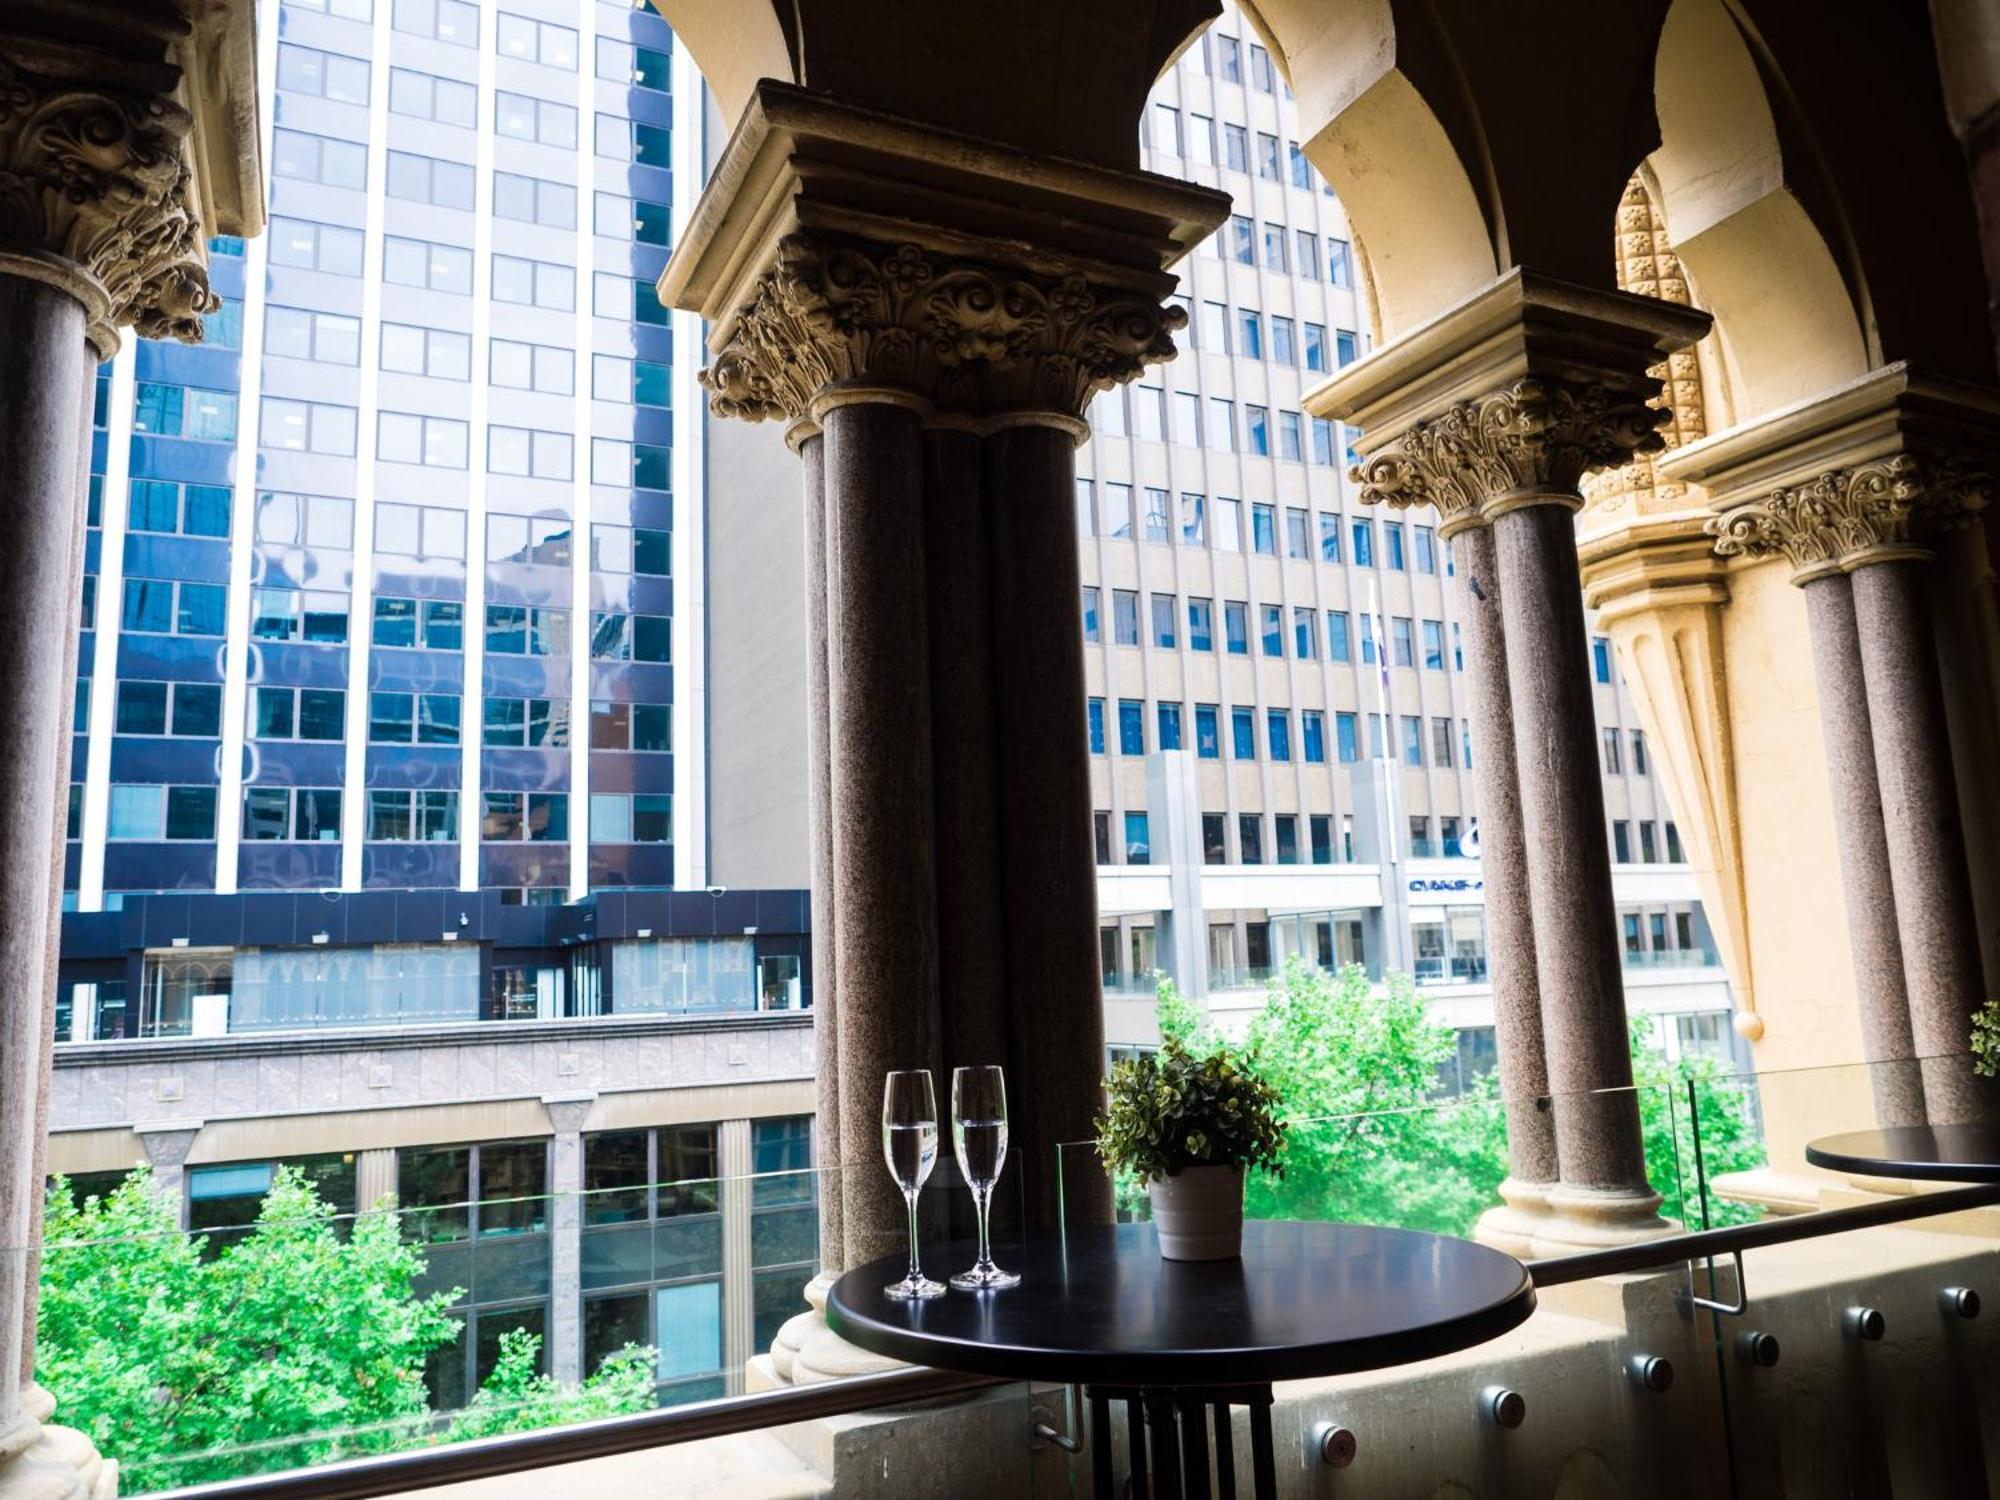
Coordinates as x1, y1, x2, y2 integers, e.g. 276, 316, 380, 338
1351, 375, 1673, 535
1706, 453, 1991, 582
699, 232, 1186, 424
0, 42, 219, 352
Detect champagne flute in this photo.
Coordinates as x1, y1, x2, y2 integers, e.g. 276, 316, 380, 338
881, 1070, 946, 1299
949, 1065, 1020, 1290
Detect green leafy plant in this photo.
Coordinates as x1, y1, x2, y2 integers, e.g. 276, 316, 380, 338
1095, 1037, 1287, 1185
1973, 997, 2000, 1078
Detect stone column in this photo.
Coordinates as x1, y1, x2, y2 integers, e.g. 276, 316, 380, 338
1850, 556, 1991, 1120
819, 391, 944, 1271
1708, 443, 1995, 1124
1492, 496, 1661, 1231
1326, 280, 1710, 1252
542, 1095, 594, 1386
1800, 574, 1924, 1125
985, 418, 1114, 1229
1450, 521, 1558, 1253
0, 11, 255, 1493
134, 1125, 202, 1229
716, 1119, 755, 1386
662, 88, 1225, 1386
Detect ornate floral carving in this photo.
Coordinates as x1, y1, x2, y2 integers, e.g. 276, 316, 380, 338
1351, 375, 1672, 533
699, 233, 1186, 422
0, 51, 218, 345
1706, 453, 1992, 579
1580, 176, 1707, 521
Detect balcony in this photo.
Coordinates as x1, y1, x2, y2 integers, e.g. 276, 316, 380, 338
27, 1056, 2000, 1498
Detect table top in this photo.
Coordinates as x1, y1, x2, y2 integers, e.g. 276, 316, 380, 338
825, 1219, 1535, 1387
1807, 1123, 2000, 1182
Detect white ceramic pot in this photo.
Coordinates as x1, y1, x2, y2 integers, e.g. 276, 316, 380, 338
1146, 1163, 1245, 1260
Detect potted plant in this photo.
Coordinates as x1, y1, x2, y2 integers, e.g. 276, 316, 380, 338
1095, 1038, 1287, 1260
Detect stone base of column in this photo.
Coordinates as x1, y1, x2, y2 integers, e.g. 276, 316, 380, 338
1472, 1177, 1558, 1258
758, 1272, 905, 1389
0, 1389, 116, 1500
1527, 1184, 1677, 1258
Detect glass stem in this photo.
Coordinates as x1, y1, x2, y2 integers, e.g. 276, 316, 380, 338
975, 1185, 992, 1269
905, 1189, 922, 1283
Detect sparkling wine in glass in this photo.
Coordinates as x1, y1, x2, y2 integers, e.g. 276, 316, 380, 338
950, 1065, 1020, 1290
881, 1070, 946, 1299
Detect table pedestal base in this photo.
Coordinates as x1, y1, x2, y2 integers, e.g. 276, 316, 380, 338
1086, 1383, 1275, 1500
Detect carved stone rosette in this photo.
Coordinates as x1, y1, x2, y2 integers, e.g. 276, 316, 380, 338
699, 232, 1187, 423
1706, 453, 1992, 582
0, 45, 218, 353
1351, 375, 1673, 535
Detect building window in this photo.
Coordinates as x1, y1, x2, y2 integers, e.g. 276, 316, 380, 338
277, 41, 372, 103
1238, 814, 1263, 865
1384, 522, 1406, 570
1327, 237, 1353, 286
1150, 593, 1177, 649
1666, 822, 1684, 862
1112, 589, 1140, 647
1187, 597, 1213, 652
1603, 728, 1624, 775
1301, 711, 1326, 764
242, 786, 341, 842
1094, 812, 1112, 865
254, 686, 346, 742
1612, 821, 1633, 863
1087, 698, 1104, 755
1157, 701, 1183, 751
487, 696, 570, 747
1593, 636, 1613, 684
1632, 730, 1650, 776
1081, 586, 1100, 644
1391, 616, 1415, 668
1274, 815, 1300, 865
1224, 601, 1249, 656
1251, 504, 1276, 555
484, 605, 569, 657
265, 305, 362, 365
392, 0, 479, 45
1267, 711, 1292, 762
1432, 716, 1455, 768
1102, 483, 1134, 538
1202, 814, 1226, 866
382, 235, 473, 293
1117, 699, 1145, 757
596, 37, 669, 90
130, 479, 231, 538
1351, 518, 1375, 566
1179, 492, 1206, 545
1328, 611, 1351, 662
389, 67, 477, 126
493, 255, 577, 311
106, 784, 217, 841
1260, 604, 1284, 657
386, 151, 475, 210
261, 397, 358, 455
1293, 607, 1317, 660
1311, 417, 1336, 466
1422, 619, 1445, 670
1231, 706, 1256, 760
1414, 526, 1438, 574
122, 579, 226, 637
251, 586, 349, 643
114, 681, 222, 738
271, 127, 368, 189
1401, 716, 1424, 767
1336, 712, 1359, 764
497, 11, 578, 67
268, 215, 366, 276
1124, 813, 1151, 866
133, 382, 238, 442
1195, 704, 1220, 760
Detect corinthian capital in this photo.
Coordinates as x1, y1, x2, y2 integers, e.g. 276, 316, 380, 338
699, 232, 1187, 424
0, 39, 221, 351
1705, 453, 1991, 582
1351, 376, 1673, 535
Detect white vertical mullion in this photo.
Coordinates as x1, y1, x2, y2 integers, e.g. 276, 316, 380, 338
79, 346, 137, 909
337, 0, 397, 890
670, 43, 707, 890
213, 0, 284, 895
566, 2, 598, 903
456, 7, 500, 892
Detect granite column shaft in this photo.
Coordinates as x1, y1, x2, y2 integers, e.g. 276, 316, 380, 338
820, 396, 943, 1269
1452, 522, 1558, 1212
1491, 500, 1653, 1205
1800, 573, 1925, 1125
1849, 558, 1994, 1121
984, 421, 1111, 1230
0, 272, 95, 1460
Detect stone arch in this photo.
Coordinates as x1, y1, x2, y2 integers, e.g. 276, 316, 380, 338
1237, 0, 1496, 340
1647, 0, 1867, 423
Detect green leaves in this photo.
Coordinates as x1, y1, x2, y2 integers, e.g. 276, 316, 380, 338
37, 1166, 659, 1490
1973, 998, 2000, 1078
1095, 1036, 1288, 1184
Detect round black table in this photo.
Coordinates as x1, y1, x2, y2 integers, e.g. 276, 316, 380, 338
1807, 1123, 2000, 1182
827, 1219, 1535, 1499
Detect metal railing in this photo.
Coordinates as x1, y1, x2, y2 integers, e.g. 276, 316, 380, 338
154, 1179, 2000, 1499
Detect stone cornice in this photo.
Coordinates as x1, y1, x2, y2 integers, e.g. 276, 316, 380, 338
0, 22, 231, 352
1305, 268, 1710, 530
1705, 453, 1989, 581
1661, 363, 2000, 582
701, 232, 1188, 423
1578, 511, 1731, 626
